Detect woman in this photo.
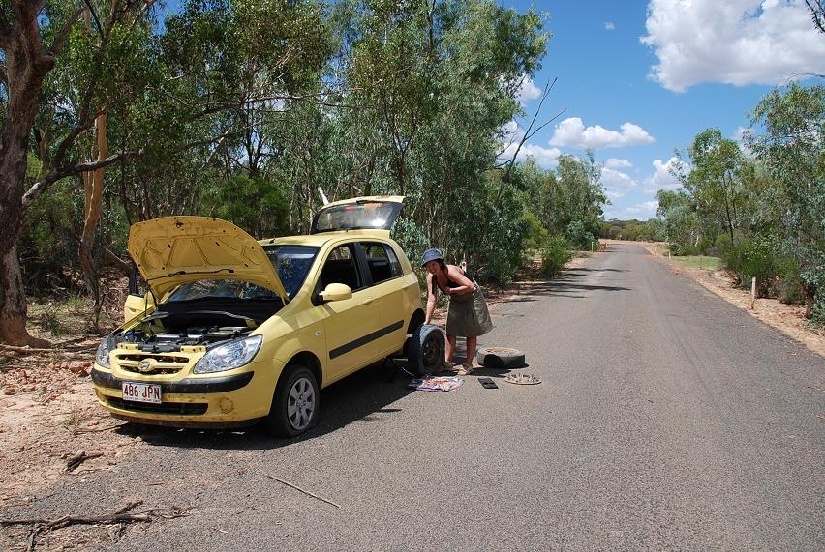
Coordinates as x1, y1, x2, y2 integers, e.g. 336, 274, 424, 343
422, 248, 493, 375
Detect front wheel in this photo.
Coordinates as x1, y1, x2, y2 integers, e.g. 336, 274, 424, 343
265, 364, 319, 437
407, 324, 445, 376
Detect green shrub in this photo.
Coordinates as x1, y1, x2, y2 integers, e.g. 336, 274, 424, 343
564, 220, 595, 250
775, 257, 806, 305
721, 236, 779, 296
541, 235, 571, 277
713, 233, 733, 257
669, 242, 701, 256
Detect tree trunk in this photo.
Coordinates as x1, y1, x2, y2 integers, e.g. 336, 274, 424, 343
0, 1, 57, 347
78, 112, 108, 332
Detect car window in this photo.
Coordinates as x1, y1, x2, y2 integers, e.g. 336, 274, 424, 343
311, 200, 402, 233
319, 245, 363, 291
263, 245, 318, 299
361, 242, 402, 284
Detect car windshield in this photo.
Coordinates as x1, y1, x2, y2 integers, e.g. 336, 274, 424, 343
166, 279, 280, 302
263, 244, 319, 299
164, 245, 318, 303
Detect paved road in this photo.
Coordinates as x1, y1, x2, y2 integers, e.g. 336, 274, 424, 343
4, 242, 824, 550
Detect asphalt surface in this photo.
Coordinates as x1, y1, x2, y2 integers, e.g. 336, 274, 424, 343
3, 242, 824, 550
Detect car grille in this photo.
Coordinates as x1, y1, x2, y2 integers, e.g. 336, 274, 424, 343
107, 397, 208, 416
116, 352, 192, 376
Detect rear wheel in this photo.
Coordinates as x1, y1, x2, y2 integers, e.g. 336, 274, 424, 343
265, 364, 319, 437
407, 324, 445, 376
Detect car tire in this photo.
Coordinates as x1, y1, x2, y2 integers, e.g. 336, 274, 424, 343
475, 346, 526, 369
407, 324, 445, 377
265, 364, 319, 438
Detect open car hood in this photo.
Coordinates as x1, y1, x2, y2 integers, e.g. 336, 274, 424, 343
311, 195, 404, 235
128, 216, 288, 301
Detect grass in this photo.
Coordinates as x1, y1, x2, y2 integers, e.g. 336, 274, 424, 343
670, 255, 721, 270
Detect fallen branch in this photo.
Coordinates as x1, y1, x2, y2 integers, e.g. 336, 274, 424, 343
0, 344, 53, 355
64, 450, 104, 472
1, 500, 188, 529
72, 423, 126, 435
263, 473, 341, 509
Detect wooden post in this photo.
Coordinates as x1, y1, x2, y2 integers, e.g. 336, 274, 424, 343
750, 277, 756, 309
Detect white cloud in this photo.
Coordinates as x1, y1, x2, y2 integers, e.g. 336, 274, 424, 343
605, 158, 633, 169
519, 143, 563, 166
601, 167, 639, 197
603, 200, 660, 221
642, 0, 825, 92
605, 21, 616, 30
500, 121, 562, 167
517, 75, 542, 103
549, 117, 655, 149
626, 201, 660, 220
603, 157, 684, 220
647, 157, 684, 191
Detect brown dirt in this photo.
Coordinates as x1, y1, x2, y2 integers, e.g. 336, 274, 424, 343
2, 243, 823, 516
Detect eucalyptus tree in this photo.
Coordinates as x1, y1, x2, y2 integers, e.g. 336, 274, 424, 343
655, 188, 699, 253
679, 128, 750, 243
808, 0, 825, 34
156, 0, 331, 234
0, 0, 156, 345
548, 152, 607, 247
27, 0, 164, 328
326, 0, 546, 278
747, 83, 825, 320
0, 0, 65, 345
417, 0, 546, 274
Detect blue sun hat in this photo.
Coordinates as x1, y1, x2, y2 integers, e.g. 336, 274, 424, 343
420, 248, 444, 266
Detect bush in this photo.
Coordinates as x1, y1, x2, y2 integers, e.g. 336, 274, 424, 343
776, 257, 806, 305
669, 242, 701, 256
564, 220, 595, 250
713, 233, 733, 258
541, 235, 571, 277
721, 236, 779, 296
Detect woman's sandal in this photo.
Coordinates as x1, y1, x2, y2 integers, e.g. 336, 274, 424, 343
457, 363, 474, 376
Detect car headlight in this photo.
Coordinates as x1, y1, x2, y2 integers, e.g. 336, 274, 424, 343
96, 338, 113, 368
194, 335, 263, 374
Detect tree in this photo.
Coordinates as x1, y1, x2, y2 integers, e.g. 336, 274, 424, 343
747, 83, 825, 319
320, 0, 547, 278
655, 188, 699, 253
807, 0, 825, 34
680, 128, 749, 243
0, 1, 81, 346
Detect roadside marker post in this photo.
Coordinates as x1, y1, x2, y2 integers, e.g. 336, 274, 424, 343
750, 277, 756, 309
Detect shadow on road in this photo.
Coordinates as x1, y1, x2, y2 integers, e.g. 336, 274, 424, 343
115, 262, 618, 451
115, 360, 417, 451
487, 267, 631, 304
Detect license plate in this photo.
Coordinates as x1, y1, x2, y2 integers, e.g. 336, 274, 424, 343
122, 381, 162, 404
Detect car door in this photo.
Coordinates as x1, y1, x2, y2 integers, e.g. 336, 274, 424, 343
316, 244, 382, 381
358, 241, 411, 357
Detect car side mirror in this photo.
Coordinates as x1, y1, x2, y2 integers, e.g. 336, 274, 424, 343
319, 282, 352, 303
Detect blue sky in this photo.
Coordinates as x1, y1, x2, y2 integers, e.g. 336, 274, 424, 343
498, 0, 825, 220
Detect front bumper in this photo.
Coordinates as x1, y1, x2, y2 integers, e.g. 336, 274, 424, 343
90, 366, 270, 428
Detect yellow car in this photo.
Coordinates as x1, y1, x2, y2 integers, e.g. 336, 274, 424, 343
91, 196, 444, 437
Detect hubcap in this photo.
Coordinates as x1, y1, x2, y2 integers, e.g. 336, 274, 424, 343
287, 377, 316, 430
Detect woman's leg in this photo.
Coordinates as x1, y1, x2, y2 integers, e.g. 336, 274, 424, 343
465, 335, 477, 366
445, 333, 457, 365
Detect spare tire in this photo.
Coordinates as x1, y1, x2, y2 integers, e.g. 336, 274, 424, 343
407, 325, 445, 376
476, 346, 526, 369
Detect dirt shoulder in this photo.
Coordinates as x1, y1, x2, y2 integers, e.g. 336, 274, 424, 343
2, 243, 824, 513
